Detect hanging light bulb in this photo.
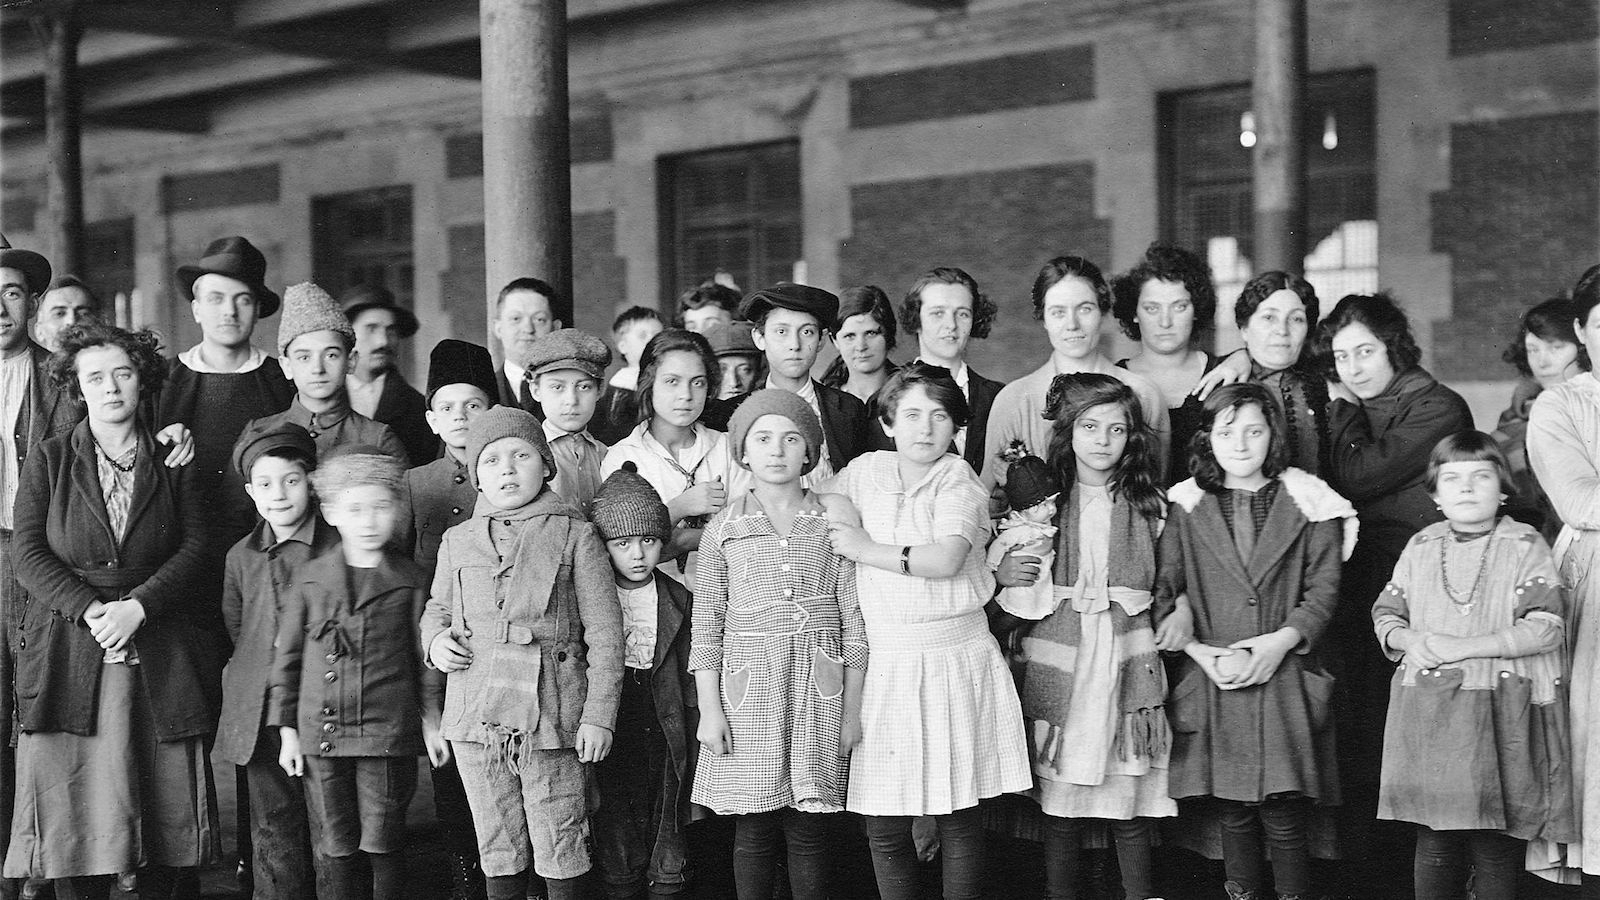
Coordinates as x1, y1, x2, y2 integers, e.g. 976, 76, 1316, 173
1239, 110, 1257, 149
1322, 110, 1338, 150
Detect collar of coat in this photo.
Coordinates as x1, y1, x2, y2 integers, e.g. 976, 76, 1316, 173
1169, 467, 1359, 561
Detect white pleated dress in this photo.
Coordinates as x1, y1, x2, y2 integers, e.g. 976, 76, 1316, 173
828, 451, 1032, 816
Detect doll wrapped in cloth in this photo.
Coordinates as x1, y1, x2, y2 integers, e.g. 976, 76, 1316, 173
987, 440, 1061, 620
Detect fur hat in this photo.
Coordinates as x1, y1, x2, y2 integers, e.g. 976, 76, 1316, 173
175, 236, 280, 318
739, 282, 838, 329
524, 328, 612, 380
232, 420, 317, 480
0, 235, 51, 297
277, 281, 355, 356
591, 462, 672, 542
999, 439, 1059, 512
340, 284, 418, 338
464, 405, 556, 489
310, 444, 403, 499
426, 339, 498, 405
727, 388, 825, 475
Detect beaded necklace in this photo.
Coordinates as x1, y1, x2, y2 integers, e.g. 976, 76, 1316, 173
1439, 525, 1493, 613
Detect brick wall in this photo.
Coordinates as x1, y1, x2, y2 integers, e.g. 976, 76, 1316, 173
838, 162, 1111, 383
1449, 0, 1599, 55
1430, 110, 1600, 380
849, 45, 1095, 129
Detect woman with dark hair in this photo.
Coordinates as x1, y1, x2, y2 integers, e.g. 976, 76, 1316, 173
601, 328, 750, 591
1494, 297, 1586, 540
1315, 292, 1473, 887
1528, 264, 1600, 887
897, 267, 1005, 474
983, 256, 1170, 500
1111, 243, 1220, 484
821, 285, 899, 404
3, 324, 218, 899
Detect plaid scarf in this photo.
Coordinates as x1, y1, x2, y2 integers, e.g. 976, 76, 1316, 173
1019, 486, 1168, 769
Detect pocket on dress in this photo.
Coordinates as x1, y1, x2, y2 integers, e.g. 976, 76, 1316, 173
725, 665, 751, 712
1167, 665, 1208, 734
811, 647, 844, 700
1301, 667, 1335, 733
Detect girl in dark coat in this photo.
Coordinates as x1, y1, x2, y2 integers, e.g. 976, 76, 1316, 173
1155, 383, 1352, 900
4, 324, 217, 899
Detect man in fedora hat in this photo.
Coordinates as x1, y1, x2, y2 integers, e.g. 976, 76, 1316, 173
341, 284, 434, 465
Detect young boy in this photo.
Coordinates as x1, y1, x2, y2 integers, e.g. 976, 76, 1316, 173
404, 338, 497, 899
216, 422, 334, 900
421, 406, 623, 900
588, 463, 699, 899
269, 446, 446, 900
526, 328, 611, 513
594, 308, 663, 445
246, 281, 409, 464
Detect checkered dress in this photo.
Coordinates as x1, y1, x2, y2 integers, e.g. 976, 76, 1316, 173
688, 491, 867, 815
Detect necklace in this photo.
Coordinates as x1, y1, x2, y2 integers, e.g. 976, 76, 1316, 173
95, 440, 136, 473
1438, 526, 1492, 612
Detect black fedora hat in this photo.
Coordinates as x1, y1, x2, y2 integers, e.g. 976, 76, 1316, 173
339, 284, 419, 338
0, 235, 51, 296
176, 235, 281, 318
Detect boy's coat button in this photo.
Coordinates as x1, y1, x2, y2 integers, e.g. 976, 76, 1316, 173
319, 741, 332, 752
324, 671, 337, 683
454, 475, 465, 484
558, 651, 567, 662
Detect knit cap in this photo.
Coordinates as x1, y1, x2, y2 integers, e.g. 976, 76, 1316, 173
524, 328, 612, 380
426, 339, 498, 405
727, 388, 824, 475
464, 405, 556, 489
309, 444, 403, 499
232, 420, 317, 479
591, 462, 672, 542
278, 281, 355, 356
999, 439, 1059, 512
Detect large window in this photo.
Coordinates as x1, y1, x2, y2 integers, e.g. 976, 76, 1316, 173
659, 141, 802, 301
1160, 70, 1377, 348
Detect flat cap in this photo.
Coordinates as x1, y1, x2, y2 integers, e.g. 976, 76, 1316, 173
705, 321, 758, 358
232, 420, 317, 479
738, 283, 839, 329
523, 327, 612, 380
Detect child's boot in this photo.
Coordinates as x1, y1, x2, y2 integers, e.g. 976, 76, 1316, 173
1222, 882, 1259, 900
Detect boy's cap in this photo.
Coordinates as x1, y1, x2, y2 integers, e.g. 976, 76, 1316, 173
705, 320, 758, 358
525, 328, 612, 380
591, 461, 672, 542
738, 282, 838, 328
426, 338, 498, 405
727, 388, 824, 475
277, 281, 355, 356
309, 443, 403, 498
340, 284, 419, 338
232, 420, 317, 479
464, 405, 556, 489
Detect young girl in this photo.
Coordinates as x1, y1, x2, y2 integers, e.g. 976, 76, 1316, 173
601, 328, 749, 591
1373, 431, 1574, 896
1002, 372, 1175, 900
824, 363, 1031, 900
689, 390, 867, 900
1155, 382, 1351, 900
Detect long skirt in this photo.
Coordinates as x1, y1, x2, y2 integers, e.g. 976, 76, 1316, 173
3, 661, 218, 879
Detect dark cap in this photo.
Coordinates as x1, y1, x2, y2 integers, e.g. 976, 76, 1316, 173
0, 235, 51, 297
738, 283, 839, 329
426, 339, 498, 405
176, 235, 281, 318
524, 328, 612, 380
232, 421, 317, 480
705, 321, 759, 358
340, 284, 419, 338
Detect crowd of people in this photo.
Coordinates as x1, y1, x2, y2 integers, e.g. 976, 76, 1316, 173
0, 231, 1593, 900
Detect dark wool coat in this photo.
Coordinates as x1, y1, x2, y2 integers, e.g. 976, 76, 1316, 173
15, 342, 83, 460
403, 453, 476, 575
1155, 480, 1344, 804
215, 517, 339, 766
371, 371, 438, 467
646, 575, 701, 826
268, 549, 437, 758
11, 421, 217, 741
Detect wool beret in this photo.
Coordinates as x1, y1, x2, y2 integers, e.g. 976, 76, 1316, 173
426, 339, 498, 405
705, 320, 759, 358
727, 388, 825, 475
524, 328, 612, 380
232, 420, 317, 479
738, 282, 839, 329
464, 405, 556, 489
310, 444, 403, 499
591, 462, 673, 542
278, 281, 355, 356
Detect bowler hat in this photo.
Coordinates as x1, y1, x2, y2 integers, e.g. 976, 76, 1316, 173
340, 284, 419, 338
175, 235, 281, 318
739, 283, 839, 330
0, 235, 51, 297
